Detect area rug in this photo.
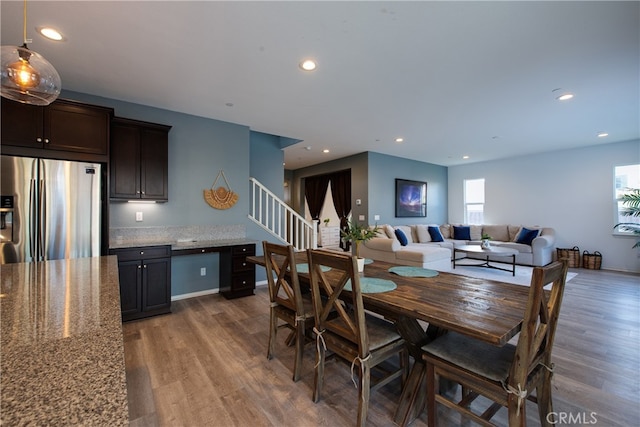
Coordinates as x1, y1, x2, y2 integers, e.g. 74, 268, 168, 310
437, 262, 577, 286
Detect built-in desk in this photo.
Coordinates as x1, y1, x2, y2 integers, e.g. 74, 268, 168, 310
170, 240, 256, 299
0, 256, 129, 425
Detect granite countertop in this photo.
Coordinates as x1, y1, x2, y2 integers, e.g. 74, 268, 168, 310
109, 238, 257, 251
0, 256, 129, 425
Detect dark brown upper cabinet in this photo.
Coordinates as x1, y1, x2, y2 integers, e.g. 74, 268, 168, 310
110, 117, 171, 202
1, 97, 113, 162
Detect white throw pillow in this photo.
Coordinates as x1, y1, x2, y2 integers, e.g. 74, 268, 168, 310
415, 225, 432, 243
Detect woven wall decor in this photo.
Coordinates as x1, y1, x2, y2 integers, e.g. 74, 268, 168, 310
203, 170, 238, 210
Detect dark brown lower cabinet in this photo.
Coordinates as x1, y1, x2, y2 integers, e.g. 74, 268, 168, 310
110, 246, 171, 321
219, 243, 256, 299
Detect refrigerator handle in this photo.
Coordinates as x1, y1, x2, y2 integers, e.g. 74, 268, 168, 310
38, 179, 46, 261
29, 179, 37, 260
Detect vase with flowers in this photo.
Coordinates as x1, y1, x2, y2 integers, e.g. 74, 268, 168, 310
341, 221, 379, 272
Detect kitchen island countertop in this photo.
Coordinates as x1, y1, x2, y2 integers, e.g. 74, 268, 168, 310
0, 256, 129, 425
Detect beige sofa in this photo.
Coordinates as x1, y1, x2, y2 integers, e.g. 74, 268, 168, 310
360, 224, 555, 268
358, 225, 452, 271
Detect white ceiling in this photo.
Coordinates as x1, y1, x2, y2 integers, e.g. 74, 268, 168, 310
2, 1, 638, 170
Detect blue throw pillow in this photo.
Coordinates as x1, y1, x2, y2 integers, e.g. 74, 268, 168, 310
395, 228, 408, 246
453, 225, 471, 240
428, 226, 444, 242
516, 227, 540, 245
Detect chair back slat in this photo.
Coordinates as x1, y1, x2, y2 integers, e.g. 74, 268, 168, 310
510, 259, 569, 387
263, 241, 304, 315
307, 249, 369, 356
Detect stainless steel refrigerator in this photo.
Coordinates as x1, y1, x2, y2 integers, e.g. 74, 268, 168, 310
1, 155, 102, 262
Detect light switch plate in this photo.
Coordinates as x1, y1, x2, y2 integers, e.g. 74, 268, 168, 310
135, 212, 143, 222
374, 215, 380, 221
358, 214, 365, 221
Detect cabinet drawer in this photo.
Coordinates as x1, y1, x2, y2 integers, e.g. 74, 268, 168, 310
171, 246, 219, 256
110, 245, 171, 261
232, 257, 255, 272
232, 244, 255, 256
232, 272, 255, 291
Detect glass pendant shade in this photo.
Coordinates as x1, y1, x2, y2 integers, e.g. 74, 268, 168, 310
1, 44, 61, 106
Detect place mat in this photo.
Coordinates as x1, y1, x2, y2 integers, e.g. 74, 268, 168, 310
345, 277, 397, 293
388, 266, 439, 278
295, 263, 331, 274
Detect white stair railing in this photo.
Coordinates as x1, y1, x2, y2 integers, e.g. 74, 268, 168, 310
249, 177, 317, 251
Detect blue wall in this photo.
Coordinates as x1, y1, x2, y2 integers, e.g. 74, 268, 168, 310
367, 152, 448, 226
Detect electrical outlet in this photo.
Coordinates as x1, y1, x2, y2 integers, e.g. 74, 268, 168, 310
374, 215, 380, 221
358, 214, 365, 221
200, 267, 206, 276
135, 211, 143, 222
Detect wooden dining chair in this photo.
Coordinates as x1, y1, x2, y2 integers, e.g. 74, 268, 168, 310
306, 249, 409, 427
421, 259, 569, 427
263, 241, 315, 382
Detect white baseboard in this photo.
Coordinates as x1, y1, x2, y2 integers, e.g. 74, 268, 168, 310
171, 288, 218, 302
171, 281, 268, 301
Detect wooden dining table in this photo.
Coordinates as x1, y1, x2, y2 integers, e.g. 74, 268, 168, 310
248, 252, 531, 425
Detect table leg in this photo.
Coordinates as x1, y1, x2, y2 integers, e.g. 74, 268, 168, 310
393, 316, 442, 426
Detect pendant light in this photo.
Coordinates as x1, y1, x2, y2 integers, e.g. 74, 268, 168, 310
1, 0, 61, 106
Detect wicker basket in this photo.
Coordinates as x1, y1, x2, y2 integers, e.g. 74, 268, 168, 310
557, 246, 580, 268
582, 251, 602, 270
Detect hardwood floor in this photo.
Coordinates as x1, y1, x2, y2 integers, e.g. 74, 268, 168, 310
124, 268, 639, 426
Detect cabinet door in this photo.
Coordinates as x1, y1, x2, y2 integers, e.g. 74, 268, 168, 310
110, 123, 141, 199
0, 98, 44, 148
142, 257, 171, 312
140, 127, 168, 201
117, 259, 143, 317
45, 101, 111, 155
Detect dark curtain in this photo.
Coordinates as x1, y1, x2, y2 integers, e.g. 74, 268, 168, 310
330, 170, 352, 251
304, 175, 331, 222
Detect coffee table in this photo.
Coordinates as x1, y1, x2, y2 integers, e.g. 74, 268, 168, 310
453, 244, 518, 276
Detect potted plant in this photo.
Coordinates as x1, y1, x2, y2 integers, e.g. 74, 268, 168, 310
614, 188, 640, 248
481, 232, 492, 249
341, 221, 379, 271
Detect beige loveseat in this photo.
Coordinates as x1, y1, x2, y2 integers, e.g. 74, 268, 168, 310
360, 224, 556, 268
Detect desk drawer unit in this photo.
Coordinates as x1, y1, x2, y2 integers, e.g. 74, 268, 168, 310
220, 243, 256, 299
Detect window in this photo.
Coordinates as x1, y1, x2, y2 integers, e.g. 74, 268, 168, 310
614, 164, 640, 234
464, 178, 485, 224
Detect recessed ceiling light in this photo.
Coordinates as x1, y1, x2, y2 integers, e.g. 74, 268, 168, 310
462, 155, 470, 160
597, 132, 609, 138
38, 27, 65, 41
556, 93, 574, 101
323, 149, 330, 153
395, 137, 404, 143
552, 88, 574, 101
299, 59, 317, 71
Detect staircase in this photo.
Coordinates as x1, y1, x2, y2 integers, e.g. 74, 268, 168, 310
248, 177, 317, 251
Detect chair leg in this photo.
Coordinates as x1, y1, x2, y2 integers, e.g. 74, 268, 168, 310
292, 321, 305, 382
537, 373, 554, 427
357, 361, 371, 427
267, 310, 277, 360
426, 363, 437, 427
507, 393, 526, 427
313, 339, 325, 403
